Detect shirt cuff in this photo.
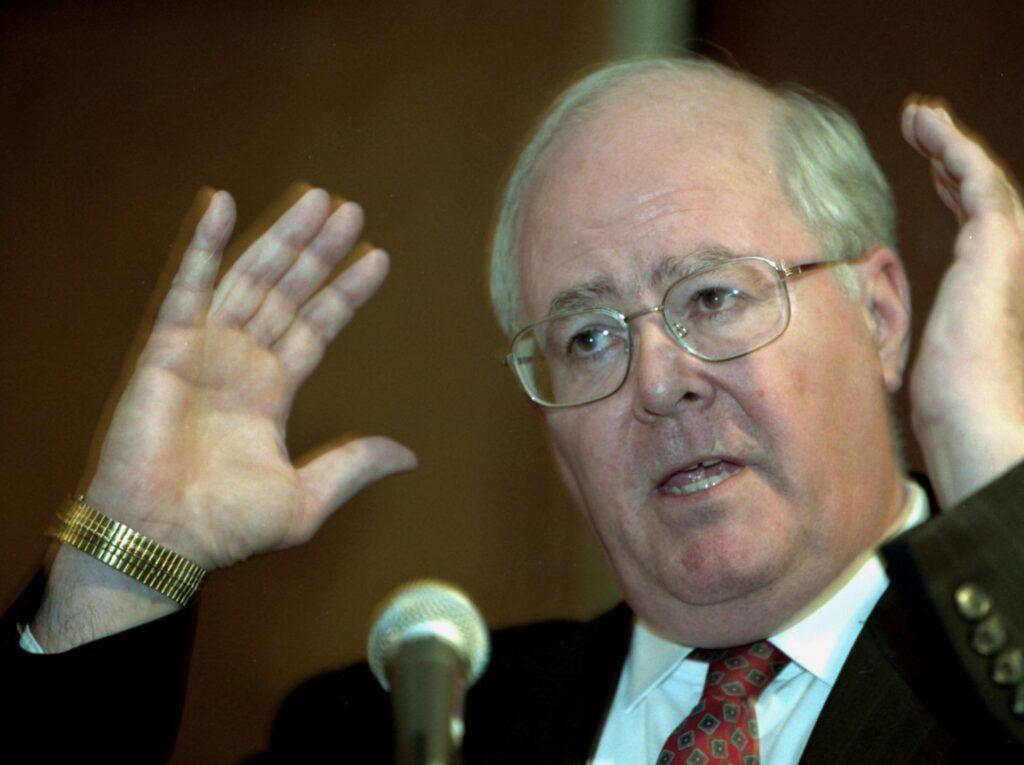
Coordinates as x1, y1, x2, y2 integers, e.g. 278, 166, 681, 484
18, 623, 44, 654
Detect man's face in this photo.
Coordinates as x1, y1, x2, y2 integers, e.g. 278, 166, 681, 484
517, 78, 908, 645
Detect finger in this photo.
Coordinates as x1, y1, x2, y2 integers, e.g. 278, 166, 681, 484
901, 98, 1021, 222
902, 100, 970, 217
155, 190, 236, 327
245, 200, 365, 347
282, 435, 418, 547
273, 248, 391, 383
210, 188, 332, 326
929, 164, 965, 223
900, 96, 956, 157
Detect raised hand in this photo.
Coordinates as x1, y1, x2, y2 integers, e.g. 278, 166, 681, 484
901, 100, 1024, 508
33, 188, 416, 649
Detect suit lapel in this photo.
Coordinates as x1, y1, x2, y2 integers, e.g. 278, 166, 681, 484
799, 587, 956, 764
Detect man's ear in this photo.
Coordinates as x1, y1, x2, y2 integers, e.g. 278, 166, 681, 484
858, 247, 912, 392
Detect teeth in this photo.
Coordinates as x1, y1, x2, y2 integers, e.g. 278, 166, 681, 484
680, 458, 723, 471
660, 459, 738, 497
663, 471, 731, 496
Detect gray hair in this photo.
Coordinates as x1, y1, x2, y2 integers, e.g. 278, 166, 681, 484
488, 57, 897, 336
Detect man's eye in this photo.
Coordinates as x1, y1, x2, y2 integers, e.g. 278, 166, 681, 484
693, 287, 742, 311
567, 327, 613, 356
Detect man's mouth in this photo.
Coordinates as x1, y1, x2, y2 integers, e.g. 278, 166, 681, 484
657, 459, 742, 496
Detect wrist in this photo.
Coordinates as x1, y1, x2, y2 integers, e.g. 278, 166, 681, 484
912, 413, 1024, 508
49, 496, 207, 606
31, 544, 182, 652
81, 477, 219, 571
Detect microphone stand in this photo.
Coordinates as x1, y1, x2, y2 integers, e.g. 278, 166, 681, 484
389, 638, 468, 765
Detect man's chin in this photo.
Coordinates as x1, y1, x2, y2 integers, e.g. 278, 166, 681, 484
627, 547, 785, 613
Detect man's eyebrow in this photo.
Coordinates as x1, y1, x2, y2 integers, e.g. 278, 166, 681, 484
545, 248, 752, 317
548, 278, 620, 314
651, 248, 745, 288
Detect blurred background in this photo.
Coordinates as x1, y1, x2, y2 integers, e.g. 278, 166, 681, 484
2, 1, 1022, 761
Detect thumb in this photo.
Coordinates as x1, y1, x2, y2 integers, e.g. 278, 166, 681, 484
288, 435, 418, 546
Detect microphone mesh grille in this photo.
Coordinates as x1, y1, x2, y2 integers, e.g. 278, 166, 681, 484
367, 579, 490, 691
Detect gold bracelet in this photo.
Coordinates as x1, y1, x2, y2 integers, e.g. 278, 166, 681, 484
47, 496, 207, 607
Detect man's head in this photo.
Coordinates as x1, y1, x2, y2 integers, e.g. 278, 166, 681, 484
491, 59, 901, 335
492, 59, 912, 645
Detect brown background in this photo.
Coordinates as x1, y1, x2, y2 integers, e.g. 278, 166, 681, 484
2, 2, 1022, 761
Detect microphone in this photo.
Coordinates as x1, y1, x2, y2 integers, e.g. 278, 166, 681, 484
367, 580, 490, 765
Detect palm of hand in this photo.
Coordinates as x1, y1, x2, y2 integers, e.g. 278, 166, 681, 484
82, 188, 416, 570
88, 322, 302, 569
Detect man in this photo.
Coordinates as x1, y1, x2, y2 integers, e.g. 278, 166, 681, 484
5, 58, 1024, 762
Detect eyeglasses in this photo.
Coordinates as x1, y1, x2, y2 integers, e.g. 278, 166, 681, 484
505, 255, 854, 408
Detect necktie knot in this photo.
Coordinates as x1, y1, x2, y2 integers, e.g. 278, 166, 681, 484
691, 641, 790, 704
656, 641, 790, 765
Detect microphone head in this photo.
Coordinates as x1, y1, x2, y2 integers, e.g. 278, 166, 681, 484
367, 579, 490, 691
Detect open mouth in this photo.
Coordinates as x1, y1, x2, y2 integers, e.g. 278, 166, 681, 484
657, 459, 741, 497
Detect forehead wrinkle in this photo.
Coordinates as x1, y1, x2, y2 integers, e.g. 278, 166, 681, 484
628, 185, 684, 226
598, 186, 720, 237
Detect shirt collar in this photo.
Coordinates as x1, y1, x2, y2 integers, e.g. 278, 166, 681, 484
620, 480, 930, 709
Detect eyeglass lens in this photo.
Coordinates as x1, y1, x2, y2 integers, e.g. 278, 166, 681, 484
512, 258, 790, 407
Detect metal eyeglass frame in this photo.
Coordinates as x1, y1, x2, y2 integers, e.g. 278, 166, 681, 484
505, 254, 861, 409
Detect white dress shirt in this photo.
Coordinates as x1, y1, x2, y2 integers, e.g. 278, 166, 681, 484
591, 481, 929, 765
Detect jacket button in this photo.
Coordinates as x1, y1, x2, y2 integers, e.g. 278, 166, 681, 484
1014, 684, 1024, 718
971, 614, 1007, 657
993, 648, 1024, 686
954, 583, 992, 621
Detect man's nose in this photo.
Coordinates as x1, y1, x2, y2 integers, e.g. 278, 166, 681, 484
628, 315, 715, 417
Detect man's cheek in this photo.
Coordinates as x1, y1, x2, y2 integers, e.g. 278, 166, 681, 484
546, 425, 591, 510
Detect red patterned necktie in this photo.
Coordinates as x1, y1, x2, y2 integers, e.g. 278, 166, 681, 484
656, 641, 790, 765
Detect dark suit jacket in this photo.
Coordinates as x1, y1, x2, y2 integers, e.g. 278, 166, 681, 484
5, 463, 1023, 762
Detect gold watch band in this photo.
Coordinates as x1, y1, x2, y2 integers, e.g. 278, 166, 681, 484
48, 496, 207, 607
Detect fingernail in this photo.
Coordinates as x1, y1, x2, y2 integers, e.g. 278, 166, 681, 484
936, 106, 953, 124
